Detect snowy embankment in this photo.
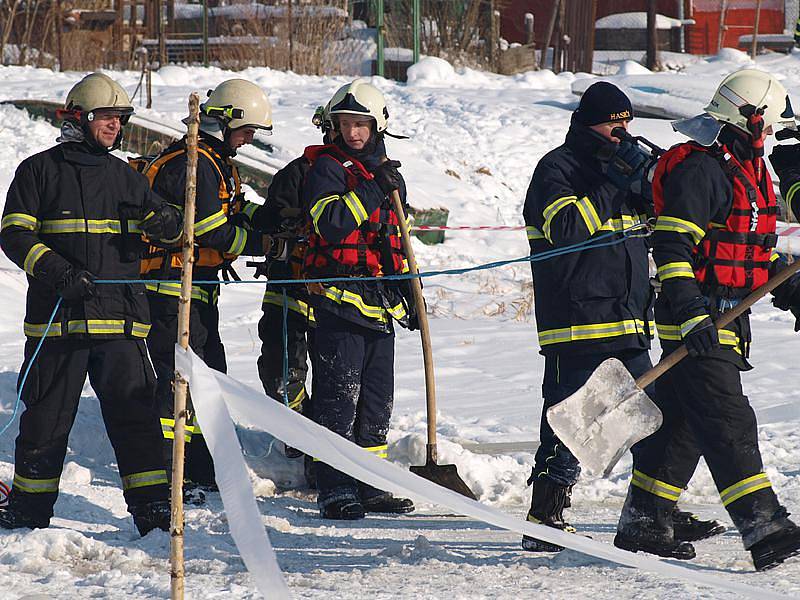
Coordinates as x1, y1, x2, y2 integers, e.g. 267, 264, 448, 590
1, 49, 800, 597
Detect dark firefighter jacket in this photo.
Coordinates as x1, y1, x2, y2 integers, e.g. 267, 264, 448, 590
0, 142, 180, 339
258, 155, 314, 322
303, 137, 411, 333
144, 133, 264, 305
769, 142, 800, 222
652, 125, 781, 367
523, 118, 654, 356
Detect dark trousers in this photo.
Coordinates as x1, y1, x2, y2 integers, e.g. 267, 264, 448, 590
631, 353, 788, 547
310, 309, 394, 507
532, 349, 654, 487
146, 294, 227, 486
10, 338, 167, 519
257, 298, 312, 414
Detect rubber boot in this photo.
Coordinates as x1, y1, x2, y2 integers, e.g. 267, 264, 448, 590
130, 500, 171, 536
614, 487, 695, 560
672, 506, 726, 542
750, 524, 800, 571
362, 493, 415, 514
521, 478, 575, 552
321, 499, 365, 520
0, 502, 49, 530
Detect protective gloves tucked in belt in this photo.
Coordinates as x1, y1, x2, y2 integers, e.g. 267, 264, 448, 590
57, 268, 96, 302
372, 160, 403, 196
683, 317, 720, 357
606, 141, 649, 191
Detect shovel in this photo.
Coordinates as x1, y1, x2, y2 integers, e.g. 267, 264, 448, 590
390, 190, 477, 499
547, 258, 800, 478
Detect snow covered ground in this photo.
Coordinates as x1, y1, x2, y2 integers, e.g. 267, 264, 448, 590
2, 48, 800, 598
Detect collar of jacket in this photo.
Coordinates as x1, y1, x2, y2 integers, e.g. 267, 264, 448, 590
333, 134, 388, 171
565, 117, 618, 169
199, 130, 235, 158
717, 124, 756, 163
59, 141, 109, 166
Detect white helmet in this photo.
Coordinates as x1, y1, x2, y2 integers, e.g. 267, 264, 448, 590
64, 72, 134, 121
704, 69, 796, 133
201, 79, 272, 138
328, 80, 389, 132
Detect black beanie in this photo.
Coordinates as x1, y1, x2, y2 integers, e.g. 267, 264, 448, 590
573, 82, 633, 126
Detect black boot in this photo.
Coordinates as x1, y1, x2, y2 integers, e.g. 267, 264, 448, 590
750, 525, 800, 571
614, 487, 695, 560
521, 478, 575, 552
130, 500, 171, 536
0, 503, 49, 530
321, 499, 365, 520
362, 493, 415, 515
672, 506, 726, 542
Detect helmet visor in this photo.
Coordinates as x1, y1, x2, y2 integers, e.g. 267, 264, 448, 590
92, 107, 134, 126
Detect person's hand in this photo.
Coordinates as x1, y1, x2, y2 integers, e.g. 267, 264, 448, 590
606, 141, 649, 191
768, 144, 800, 173
57, 268, 96, 302
140, 204, 183, 242
683, 319, 719, 357
262, 235, 288, 260
372, 160, 402, 196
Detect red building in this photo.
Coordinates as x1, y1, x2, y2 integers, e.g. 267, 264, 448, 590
500, 0, 786, 55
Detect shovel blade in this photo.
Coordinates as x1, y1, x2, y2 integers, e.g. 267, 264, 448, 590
546, 358, 663, 477
410, 462, 477, 500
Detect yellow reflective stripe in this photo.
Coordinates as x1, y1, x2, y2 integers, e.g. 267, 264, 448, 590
24, 321, 63, 337
262, 290, 315, 320
538, 319, 650, 346
597, 214, 643, 233
131, 322, 151, 338
657, 261, 695, 281
656, 323, 742, 354
321, 285, 389, 322
542, 195, 577, 242
574, 196, 603, 234
227, 226, 247, 255
127, 220, 143, 234
342, 190, 369, 226
242, 201, 260, 220
2, 212, 39, 231
160, 417, 195, 441
39, 219, 123, 234
13, 473, 60, 493
631, 469, 682, 502
288, 388, 306, 411
720, 473, 772, 507
122, 469, 168, 491
310, 194, 338, 235
386, 301, 408, 321
364, 444, 388, 459
23, 243, 51, 275
680, 315, 709, 337
146, 282, 217, 305
786, 181, 800, 208
770, 251, 780, 263
194, 210, 227, 237
654, 216, 706, 245
526, 225, 545, 240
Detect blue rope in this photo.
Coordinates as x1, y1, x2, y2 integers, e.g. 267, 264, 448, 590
0, 297, 63, 437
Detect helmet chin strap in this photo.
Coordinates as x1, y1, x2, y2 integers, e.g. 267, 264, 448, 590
740, 104, 766, 181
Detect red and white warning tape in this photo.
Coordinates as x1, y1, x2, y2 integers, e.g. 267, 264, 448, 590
410, 225, 525, 231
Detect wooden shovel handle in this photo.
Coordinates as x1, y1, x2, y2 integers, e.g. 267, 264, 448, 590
636, 258, 800, 390
391, 190, 438, 456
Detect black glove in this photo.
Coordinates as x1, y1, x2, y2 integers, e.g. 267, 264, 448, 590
683, 318, 720, 357
56, 268, 96, 302
606, 141, 649, 191
253, 206, 304, 236
140, 204, 183, 242
372, 160, 403, 196
769, 144, 800, 174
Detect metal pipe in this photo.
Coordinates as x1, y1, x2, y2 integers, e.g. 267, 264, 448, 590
412, 0, 420, 63
376, 0, 384, 77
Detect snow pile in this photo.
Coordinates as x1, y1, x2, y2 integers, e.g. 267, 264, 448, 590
595, 12, 683, 30
406, 56, 455, 85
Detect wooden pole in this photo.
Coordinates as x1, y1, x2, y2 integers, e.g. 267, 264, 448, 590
750, 0, 762, 60
390, 191, 438, 461
170, 92, 200, 600
646, 0, 658, 70
539, 0, 560, 69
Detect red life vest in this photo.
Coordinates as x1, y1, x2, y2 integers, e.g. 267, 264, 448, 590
303, 144, 405, 277
653, 142, 778, 291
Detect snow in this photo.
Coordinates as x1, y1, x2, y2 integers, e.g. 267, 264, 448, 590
595, 12, 684, 30
1, 51, 800, 597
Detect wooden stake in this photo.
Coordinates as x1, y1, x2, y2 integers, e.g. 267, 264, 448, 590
170, 91, 200, 600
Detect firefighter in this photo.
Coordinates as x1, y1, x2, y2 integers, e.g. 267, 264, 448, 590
252, 105, 335, 461
615, 69, 800, 570
303, 80, 415, 520
141, 79, 275, 495
521, 81, 724, 552
0, 72, 182, 535
794, 16, 800, 47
